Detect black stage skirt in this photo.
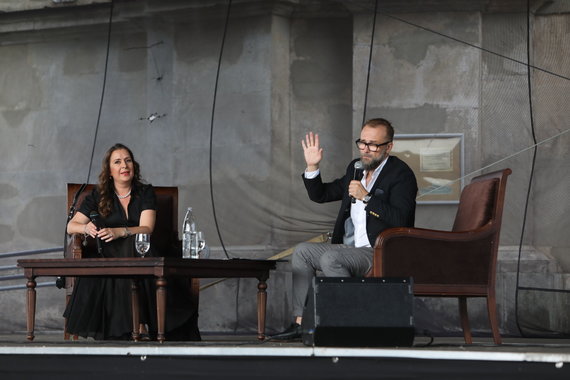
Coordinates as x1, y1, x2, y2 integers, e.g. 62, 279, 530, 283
63, 236, 200, 341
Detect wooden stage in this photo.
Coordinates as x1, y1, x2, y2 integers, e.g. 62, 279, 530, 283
1, 332, 569, 379
8, 258, 570, 379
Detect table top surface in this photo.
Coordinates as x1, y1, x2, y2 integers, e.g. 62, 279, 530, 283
19, 257, 275, 267
17, 257, 277, 278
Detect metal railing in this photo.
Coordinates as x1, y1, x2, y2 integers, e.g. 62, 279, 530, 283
0, 247, 63, 291
0, 247, 63, 259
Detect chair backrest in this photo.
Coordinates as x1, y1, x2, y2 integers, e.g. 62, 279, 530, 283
453, 169, 511, 233
66, 183, 180, 258
153, 186, 180, 257
452, 168, 512, 287
452, 179, 498, 232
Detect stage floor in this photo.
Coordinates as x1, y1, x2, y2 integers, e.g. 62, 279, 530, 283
1, 333, 570, 379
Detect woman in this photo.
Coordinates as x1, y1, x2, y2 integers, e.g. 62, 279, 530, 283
64, 143, 156, 340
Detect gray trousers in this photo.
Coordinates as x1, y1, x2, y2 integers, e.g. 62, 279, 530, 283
291, 242, 373, 317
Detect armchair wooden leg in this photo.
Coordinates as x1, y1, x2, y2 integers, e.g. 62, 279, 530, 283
458, 297, 472, 344
64, 294, 71, 341
63, 294, 80, 341
486, 295, 502, 345
131, 280, 141, 342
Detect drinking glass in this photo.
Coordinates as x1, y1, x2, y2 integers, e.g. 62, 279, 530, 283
197, 231, 206, 252
135, 233, 150, 257
196, 231, 210, 258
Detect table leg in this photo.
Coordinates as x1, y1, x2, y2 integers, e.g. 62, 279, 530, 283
156, 277, 167, 343
131, 280, 140, 342
26, 278, 37, 341
257, 280, 268, 340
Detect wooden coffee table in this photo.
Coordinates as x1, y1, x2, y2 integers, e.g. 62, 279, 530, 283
18, 257, 276, 342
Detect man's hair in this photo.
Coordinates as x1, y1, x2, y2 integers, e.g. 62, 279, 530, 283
362, 118, 394, 141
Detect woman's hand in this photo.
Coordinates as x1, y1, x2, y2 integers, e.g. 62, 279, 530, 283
83, 222, 98, 238
97, 227, 119, 242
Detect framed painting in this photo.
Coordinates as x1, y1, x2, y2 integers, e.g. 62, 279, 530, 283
391, 134, 464, 204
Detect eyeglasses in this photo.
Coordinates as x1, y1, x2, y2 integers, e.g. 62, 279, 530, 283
355, 139, 392, 152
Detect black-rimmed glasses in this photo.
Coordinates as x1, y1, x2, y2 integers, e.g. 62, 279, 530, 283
355, 139, 392, 152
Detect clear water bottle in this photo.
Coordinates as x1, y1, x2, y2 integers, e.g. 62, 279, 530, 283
182, 207, 197, 258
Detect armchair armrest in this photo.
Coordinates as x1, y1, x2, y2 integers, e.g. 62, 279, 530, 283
66, 234, 85, 259
373, 223, 498, 286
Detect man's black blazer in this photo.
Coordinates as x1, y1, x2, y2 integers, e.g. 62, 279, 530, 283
302, 155, 418, 246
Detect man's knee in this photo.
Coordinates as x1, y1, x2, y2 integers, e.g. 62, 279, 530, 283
293, 242, 314, 255
318, 250, 343, 272
291, 242, 318, 270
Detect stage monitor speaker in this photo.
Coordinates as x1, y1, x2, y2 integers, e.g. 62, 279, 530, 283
301, 277, 414, 347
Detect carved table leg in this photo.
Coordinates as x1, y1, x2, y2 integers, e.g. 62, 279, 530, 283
26, 278, 37, 341
257, 280, 268, 340
156, 276, 167, 343
131, 280, 140, 341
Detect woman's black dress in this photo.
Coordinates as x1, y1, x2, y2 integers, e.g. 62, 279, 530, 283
63, 183, 200, 340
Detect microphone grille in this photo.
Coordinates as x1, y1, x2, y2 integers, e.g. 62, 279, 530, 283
354, 161, 363, 170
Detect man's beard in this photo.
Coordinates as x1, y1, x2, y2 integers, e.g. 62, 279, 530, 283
361, 152, 387, 171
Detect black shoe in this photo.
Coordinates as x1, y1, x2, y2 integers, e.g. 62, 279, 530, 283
271, 323, 302, 341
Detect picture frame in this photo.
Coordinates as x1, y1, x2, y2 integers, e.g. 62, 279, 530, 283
391, 133, 464, 204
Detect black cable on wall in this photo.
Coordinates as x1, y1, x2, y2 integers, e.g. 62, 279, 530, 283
208, 0, 233, 260
86, 0, 115, 183
361, 0, 379, 126
514, 0, 539, 337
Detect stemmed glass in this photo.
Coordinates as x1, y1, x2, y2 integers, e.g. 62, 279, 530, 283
135, 233, 150, 257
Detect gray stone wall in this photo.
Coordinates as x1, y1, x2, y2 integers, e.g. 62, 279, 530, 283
1, 0, 569, 337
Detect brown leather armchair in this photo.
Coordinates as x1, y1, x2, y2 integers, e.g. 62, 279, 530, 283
64, 183, 199, 339
372, 168, 511, 344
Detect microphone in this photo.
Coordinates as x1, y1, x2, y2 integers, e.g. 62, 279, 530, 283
351, 161, 364, 204
89, 211, 104, 256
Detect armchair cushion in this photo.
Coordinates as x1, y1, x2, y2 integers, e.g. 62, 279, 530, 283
452, 179, 498, 232
379, 229, 494, 285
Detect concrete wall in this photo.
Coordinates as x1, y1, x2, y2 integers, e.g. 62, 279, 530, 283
1, 0, 569, 337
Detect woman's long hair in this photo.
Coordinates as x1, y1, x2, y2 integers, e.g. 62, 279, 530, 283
97, 143, 142, 217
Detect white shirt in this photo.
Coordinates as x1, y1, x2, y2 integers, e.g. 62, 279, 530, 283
304, 157, 389, 247
351, 159, 388, 247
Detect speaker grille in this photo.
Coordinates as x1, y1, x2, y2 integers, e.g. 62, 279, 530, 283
302, 277, 414, 347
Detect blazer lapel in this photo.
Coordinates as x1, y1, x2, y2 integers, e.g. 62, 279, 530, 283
369, 156, 395, 196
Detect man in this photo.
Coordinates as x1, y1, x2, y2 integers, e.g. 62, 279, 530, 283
274, 118, 417, 340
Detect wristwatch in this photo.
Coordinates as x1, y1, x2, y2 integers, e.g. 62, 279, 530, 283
363, 193, 372, 204
123, 227, 132, 238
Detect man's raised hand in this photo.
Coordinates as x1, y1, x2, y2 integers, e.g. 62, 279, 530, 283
301, 132, 323, 171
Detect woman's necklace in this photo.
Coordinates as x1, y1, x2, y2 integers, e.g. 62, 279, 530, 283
115, 189, 131, 199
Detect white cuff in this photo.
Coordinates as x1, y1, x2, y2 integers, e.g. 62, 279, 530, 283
304, 169, 320, 179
